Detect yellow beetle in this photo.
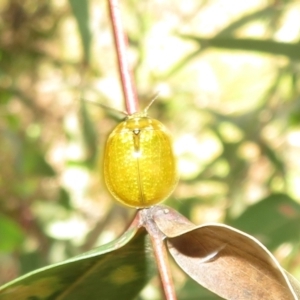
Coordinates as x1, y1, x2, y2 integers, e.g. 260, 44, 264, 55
104, 111, 178, 208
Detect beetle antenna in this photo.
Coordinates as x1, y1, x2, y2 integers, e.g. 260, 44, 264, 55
81, 98, 128, 116
144, 91, 160, 114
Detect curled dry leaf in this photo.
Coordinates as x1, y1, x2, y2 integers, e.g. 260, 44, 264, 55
150, 205, 300, 300
285, 272, 300, 298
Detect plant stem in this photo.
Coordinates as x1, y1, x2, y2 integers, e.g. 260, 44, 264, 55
140, 209, 177, 300
107, 0, 139, 115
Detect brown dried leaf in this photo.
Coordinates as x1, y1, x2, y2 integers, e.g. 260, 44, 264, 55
151, 205, 299, 300
285, 272, 300, 298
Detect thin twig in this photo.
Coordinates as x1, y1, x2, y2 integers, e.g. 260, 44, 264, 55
139, 209, 177, 300
107, 0, 139, 115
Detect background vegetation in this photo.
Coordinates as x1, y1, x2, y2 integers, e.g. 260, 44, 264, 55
0, 0, 300, 298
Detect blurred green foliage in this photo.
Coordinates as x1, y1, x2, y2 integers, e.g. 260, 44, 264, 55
0, 0, 300, 298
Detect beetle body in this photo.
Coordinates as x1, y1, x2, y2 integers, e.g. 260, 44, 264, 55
104, 115, 178, 208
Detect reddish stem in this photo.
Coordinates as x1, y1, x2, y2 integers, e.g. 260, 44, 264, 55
140, 209, 177, 300
108, 0, 139, 115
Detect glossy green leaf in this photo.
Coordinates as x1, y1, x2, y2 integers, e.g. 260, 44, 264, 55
0, 223, 155, 300
69, 0, 91, 63
228, 193, 300, 250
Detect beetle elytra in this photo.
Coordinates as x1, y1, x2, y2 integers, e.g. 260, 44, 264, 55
104, 113, 178, 208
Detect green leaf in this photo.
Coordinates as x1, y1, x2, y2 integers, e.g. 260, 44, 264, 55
179, 35, 300, 60
258, 139, 285, 176
0, 215, 24, 252
164, 4, 281, 77
68, 0, 91, 64
0, 223, 155, 300
214, 5, 280, 37
289, 110, 300, 127
178, 278, 224, 300
58, 188, 73, 210
79, 100, 98, 167
228, 193, 300, 250
22, 143, 56, 177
